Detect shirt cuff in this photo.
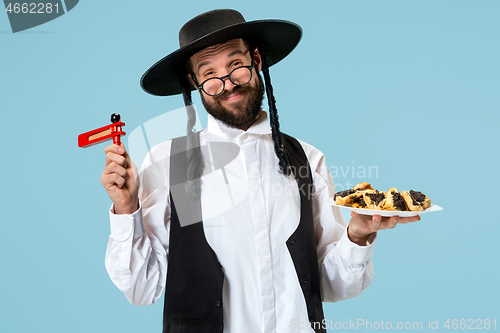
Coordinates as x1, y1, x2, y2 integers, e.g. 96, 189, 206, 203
109, 202, 144, 242
335, 228, 376, 265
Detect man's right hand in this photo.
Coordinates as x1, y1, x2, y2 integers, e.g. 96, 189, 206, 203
101, 143, 139, 214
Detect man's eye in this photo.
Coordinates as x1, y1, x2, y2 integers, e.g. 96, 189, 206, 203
204, 71, 214, 77
231, 61, 243, 68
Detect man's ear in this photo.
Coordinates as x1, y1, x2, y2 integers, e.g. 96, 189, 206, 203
253, 48, 262, 72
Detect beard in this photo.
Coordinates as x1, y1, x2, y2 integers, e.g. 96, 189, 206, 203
201, 71, 265, 130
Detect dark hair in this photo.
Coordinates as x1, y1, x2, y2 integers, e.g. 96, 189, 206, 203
179, 74, 203, 199
260, 48, 291, 176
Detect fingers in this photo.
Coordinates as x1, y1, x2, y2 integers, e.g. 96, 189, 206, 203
121, 143, 136, 173
382, 216, 398, 229
106, 161, 127, 177
117, 143, 139, 189
398, 215, 421, 224
370, 215, 398, 230
385, 215, 400, 229
103, 156, 127, 184
354, 213, 396, 231
102, 143, 130, 189
377, 215, 421, 229
104, 143, 124, 155
101, 172, 126, 189
349, 210, 423, 237
105, 143, 136, 169
372, 215, 382, 230
104, 143, 127, 167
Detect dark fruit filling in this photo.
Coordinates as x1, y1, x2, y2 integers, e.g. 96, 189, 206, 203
367, 191, 385, 205
334, 188, 357, 200
392, 192, 408, 211
409, 190, 426, 204
353, 195, 367, 207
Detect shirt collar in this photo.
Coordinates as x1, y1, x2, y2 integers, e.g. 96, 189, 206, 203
206, 110, 272, 141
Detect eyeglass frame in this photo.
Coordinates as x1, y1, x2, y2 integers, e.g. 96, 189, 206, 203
191, 49, 256, 97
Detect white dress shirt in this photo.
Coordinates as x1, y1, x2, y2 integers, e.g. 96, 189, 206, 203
105, 111, 375, 333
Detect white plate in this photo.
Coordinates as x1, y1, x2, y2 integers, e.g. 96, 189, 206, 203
324, 198, 443, 217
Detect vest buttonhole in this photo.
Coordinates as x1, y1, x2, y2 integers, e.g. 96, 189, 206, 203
290, 239, 296, 244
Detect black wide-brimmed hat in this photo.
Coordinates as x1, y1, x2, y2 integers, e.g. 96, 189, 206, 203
140, 9, 302, 96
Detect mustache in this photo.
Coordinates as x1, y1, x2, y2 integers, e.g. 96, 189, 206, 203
214, 84, 251, 102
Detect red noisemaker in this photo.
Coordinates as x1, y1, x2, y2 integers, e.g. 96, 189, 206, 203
78, 113, 126, 148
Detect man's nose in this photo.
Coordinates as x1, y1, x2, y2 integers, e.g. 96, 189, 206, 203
222, 74, 237, 91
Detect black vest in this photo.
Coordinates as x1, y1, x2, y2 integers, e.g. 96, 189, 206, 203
162, 133, 326, 333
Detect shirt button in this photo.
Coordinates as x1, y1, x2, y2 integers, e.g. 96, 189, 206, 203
216, 299, 222, 308
242, 133, 248, 140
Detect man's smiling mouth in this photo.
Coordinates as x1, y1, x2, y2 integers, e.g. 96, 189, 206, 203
223, 93, 243, 102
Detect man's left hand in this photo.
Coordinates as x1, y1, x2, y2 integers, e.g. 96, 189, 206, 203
347, 212, 421, 246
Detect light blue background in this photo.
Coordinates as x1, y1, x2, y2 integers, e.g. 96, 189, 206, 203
1, 1, 499, 332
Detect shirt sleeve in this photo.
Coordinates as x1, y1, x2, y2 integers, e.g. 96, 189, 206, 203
104, 141, 172, 306
298, 140, 376, 302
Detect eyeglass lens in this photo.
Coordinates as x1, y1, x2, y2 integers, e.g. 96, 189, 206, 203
203, 67, 252, 96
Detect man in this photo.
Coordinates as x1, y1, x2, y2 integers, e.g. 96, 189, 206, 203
102, 9, 420, 333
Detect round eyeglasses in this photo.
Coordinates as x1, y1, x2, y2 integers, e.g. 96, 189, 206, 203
195, 59, 255, 97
